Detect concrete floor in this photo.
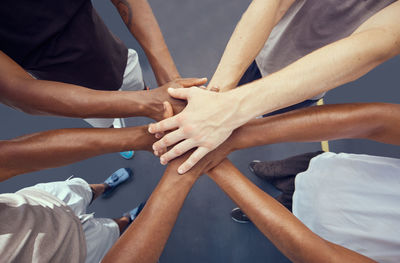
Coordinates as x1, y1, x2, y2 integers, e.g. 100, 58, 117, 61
0, 0, 399, 262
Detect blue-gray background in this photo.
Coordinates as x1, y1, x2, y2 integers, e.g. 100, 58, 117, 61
0, 1, 399, 262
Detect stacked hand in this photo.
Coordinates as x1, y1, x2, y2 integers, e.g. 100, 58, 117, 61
148, 86, 245, 174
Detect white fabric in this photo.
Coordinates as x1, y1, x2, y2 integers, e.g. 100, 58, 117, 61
85, 48, 145, 128
293, 152, 400, 263
0, 188, 86, 263
31, 178, 120, 263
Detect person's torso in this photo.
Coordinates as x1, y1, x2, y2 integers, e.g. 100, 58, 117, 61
293, 152, 400, 263
256, 0, 396, 77
0, 0, 128, 91
0, 188, 86, 262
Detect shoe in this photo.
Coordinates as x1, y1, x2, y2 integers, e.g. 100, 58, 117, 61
102, 168, 133, 197
123, 201, 146, 223
119, 150, 135, 160
231, 207, 251, 224
248, 160, 261, 174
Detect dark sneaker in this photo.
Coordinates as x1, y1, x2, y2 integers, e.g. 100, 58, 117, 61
102, 168, 133, 197
231, 207, 251, 224
123, 201, 146, 223
248, 160, 261, 174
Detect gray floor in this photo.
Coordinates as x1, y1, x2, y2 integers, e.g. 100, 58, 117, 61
1, 0, 400, 262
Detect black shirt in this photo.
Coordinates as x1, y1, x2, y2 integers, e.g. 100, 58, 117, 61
0, 0, 128, 91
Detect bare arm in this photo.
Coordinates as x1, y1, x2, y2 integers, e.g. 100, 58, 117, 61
149, 1, 400, 173
207, 160, 376, 263
111, 0, 180, 85
0, 125, 155, 182
158, 103, 400, 167
0, 51, 205, 120
208, 0, 295, 91
102, 154, 200, 263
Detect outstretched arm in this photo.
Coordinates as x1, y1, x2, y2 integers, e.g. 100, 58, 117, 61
102, 154, 200, 263
111, 0, 180, 85
207, 160, 376, 263
0, 51, 205, 121
149, 1, 400, 172
157, 103, 400, 169
0, 125, 154, 182
208, 0, 295, 91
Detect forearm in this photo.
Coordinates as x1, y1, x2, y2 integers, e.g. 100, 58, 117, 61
228, 103, 400, 152
0, 126, 154, 181
102, 157, 198, 263
209, 0, 294, 91
112, 0, 180, 85
0, 51, 158, 118
207, 160, 375, 263
231, 1, 400, 118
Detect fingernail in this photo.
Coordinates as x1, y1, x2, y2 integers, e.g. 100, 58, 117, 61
152, 144, 157, 151
178, 168, 184, 174
148, 125, 153, 133
168, 88, 173, 92
154, 151, 158, 156
155, 133, 161, 139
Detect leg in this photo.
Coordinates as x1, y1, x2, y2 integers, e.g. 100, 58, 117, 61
89, 183, 110, 203
113, 216, 131, 234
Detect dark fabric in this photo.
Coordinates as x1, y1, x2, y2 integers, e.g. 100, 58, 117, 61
253, 151, 324, 211
238, 60, 262, 86
0, 0, 127, 91
238, 60, 320, 117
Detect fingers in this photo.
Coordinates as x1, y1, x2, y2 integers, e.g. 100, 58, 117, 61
159, 139, 195, 165
177, 77, 207, 87
148, 115, 179, 134
177, 147, 209, 174
167, 87, 192, 100
153, 128, 186, 152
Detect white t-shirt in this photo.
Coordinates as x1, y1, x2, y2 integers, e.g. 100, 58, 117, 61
0, 188, 86, 262
255, 0, 395, 100
293, 152, 400, 263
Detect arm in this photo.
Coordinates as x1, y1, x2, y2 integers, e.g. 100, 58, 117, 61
207, 160, 376, 263
157, 103, 400, 169
0, 125, 155, 182
0, 51, 205, 120
149, 1, 400, 172
102, 154, 199, 263
111, 0, 180, 85
208, 0, 295, 91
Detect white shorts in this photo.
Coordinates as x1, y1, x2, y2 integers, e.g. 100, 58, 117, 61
84, 48, 145, 128
28, 178, 120, 263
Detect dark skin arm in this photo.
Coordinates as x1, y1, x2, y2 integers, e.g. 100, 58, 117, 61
159, 102, 400, 167
207, 160, 376, 263
0, 51, 206, 121
0, 125, 155, 182
111, 0, 180, 85
103, 103, 395, 262
102, 153, 200, 263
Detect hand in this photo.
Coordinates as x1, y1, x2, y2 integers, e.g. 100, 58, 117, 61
148, 87, 244, 174
147, 78, 207, 122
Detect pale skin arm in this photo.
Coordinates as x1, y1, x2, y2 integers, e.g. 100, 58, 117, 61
111, 0, 180, 85
207, 160, 376, 263
208, 0, 295, 91
0, 50, 206, 121
149, 1, 400, 173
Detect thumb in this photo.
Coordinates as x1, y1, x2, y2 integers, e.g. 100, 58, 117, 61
178, 77, 208, 87
162, 101, 174, 119
168, 87, 192, 100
